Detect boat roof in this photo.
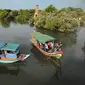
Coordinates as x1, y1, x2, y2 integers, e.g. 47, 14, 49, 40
0, 42, 6, 48
34, 32, 56, 43
1, 43, 20, 51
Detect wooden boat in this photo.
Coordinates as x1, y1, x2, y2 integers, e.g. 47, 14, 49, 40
31, 31, 64, 60
0, 42, 30, 64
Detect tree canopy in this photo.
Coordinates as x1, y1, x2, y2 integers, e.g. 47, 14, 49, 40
45, 4, 57, 12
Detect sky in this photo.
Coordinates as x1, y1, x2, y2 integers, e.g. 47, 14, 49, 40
0, 0, 85, 10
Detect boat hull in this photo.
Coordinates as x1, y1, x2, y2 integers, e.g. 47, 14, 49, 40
0, 54, 30, 64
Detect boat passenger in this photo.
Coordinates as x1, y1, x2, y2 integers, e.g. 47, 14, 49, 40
59, 42, 62, 48
47, 42, 51, 47
19, 54, 25, 61
57, 42, 62, 51
47, 42, 51, 50
45, 43, 48, 51
50, 42, 53, 49
4, 50, 7, 58
40, 43, 43, 49
54, 48, 57, 53
0, 50, 2, 59
54, 42, 59, 48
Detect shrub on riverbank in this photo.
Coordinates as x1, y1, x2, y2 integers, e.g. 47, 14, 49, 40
0, 9, 35, 23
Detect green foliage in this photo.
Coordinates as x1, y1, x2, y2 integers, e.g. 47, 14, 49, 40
29, 17, 34, 24
12, 10, 18, 16
0, 10, 8, 19
28, 9, 35, 18
45, 4, 57, 12
44, 14, 57, 30
15, 15, 28, 23
35, 15, 46, 28
0, 9, 34, 24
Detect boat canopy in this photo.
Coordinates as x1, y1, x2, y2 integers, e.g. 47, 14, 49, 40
1, 43, 20, 51
34, 32, 56, 43
0, 42, 6, 48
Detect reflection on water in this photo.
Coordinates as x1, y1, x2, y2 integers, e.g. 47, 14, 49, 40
0, 65, 20, 76
0, 20, 10, 28
31, 46, 62, 80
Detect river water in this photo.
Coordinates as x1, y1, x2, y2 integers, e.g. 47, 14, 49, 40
0, 22, 85, 85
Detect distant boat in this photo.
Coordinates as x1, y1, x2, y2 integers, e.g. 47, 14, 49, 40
0, 42, 30, 64
31, 31, 64, 60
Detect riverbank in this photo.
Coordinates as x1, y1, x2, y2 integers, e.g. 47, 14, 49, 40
0, 5, 85, 32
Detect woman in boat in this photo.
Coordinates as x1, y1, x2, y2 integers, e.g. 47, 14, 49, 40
47, 42, 51, 48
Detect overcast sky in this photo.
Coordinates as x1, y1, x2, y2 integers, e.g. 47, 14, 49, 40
0, 0, 85, 10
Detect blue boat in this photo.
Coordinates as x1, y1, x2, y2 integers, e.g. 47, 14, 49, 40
0, 42, 30, 64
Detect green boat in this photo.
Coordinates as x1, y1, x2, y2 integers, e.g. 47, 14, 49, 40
31, 31, 64, 59
0, 42, 30, 64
